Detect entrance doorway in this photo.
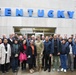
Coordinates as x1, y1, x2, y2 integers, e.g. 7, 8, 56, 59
13, 27, 56, 37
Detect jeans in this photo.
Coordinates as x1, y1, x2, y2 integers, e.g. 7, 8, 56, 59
74, 55, 76, 69
60, 54, 67, 69
11, 58, 18, 71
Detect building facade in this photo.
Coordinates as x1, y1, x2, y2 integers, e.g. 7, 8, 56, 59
0, 0, 76, 37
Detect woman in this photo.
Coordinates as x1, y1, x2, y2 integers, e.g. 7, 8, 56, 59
11, 39, 19, 72
35, 35, 44, 71
20, 40, 27, 70
0, 38, 11, 73
27, 40, 37, 73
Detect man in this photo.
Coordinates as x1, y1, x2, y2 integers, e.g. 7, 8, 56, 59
68, 38, 74, 71
31, 35, 36, 43
73, 38, 76, 69
44, 36, 53, 72
8, 34, 13, 47
35, 35, 44, 71
2, 34, 7, 42
71, 34, 74, 44
8, 34, 14, 70
52, 34, 61, 72
49, 35, 53, 42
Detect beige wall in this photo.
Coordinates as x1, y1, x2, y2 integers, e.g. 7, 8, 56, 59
0, 0, 76, 37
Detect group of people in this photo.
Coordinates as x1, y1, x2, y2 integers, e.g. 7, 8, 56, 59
0, 33, 76, 74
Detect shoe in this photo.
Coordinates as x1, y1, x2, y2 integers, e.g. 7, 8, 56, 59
71, 70, 74, 72
31, 69, 34, 73
41, 66, 44, 69
29, 69, 34, 74
39, 68, 42, 71
15, 70, 17, 72
48, 69, 51, 72
13, 70, 16, 73
64, 69, 66, 73
52, 68, 55, 71
44, 68, 47, 71
57, 69, 60, 72
61, 68, 63, 71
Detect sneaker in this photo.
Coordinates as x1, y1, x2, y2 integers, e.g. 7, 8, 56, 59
61, 68, 63, 71
29, 69, 34, 74
31, 69, 34, 72
52, 68, 55, 71
64, 69, 66, 73
57, 69, 60, 72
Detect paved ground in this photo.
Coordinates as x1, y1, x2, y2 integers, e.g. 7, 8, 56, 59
0, 68, 76, 75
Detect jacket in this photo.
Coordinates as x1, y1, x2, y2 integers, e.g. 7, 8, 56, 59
60, 43, 70, 55
72, 42, 76, 55
0, 43, 11, 64
51, 38, 61, 55
11, 44, 20, 58
44, 41, 53, 55
27, 45, 37, 64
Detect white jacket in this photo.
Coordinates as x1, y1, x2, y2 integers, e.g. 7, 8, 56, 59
0, 43, 11, 64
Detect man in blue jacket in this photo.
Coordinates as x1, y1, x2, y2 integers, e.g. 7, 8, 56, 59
60, 39, 69, 72
44, 36, 53, 72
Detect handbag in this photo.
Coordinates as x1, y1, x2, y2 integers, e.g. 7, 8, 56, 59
19, 52, 27, 62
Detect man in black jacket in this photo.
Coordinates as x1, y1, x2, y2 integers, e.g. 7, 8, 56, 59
44, 36, 53, 72
51, 34, 61, 72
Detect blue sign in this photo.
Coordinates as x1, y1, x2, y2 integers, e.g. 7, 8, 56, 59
0, 8, 75, 19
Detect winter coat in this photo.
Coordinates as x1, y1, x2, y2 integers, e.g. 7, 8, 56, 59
0, 43, 11, 64
44, 41, 53, 55
72, 42, 76, 55
11, 44, 20, 58
51, 38, 61, 55
60, 43, 70, 55
27, 45, 37, 64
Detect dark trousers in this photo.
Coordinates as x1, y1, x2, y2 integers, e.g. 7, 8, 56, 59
74, 55, 76, 69
11, 58, 18, 72
32, 55, 36, 67
28, 55, 36, 69
42, 55, 45, 67
1, 63, 9, 73
44, 54, 51, 70
29, 64, 33, 69
21, 60, 26, 70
